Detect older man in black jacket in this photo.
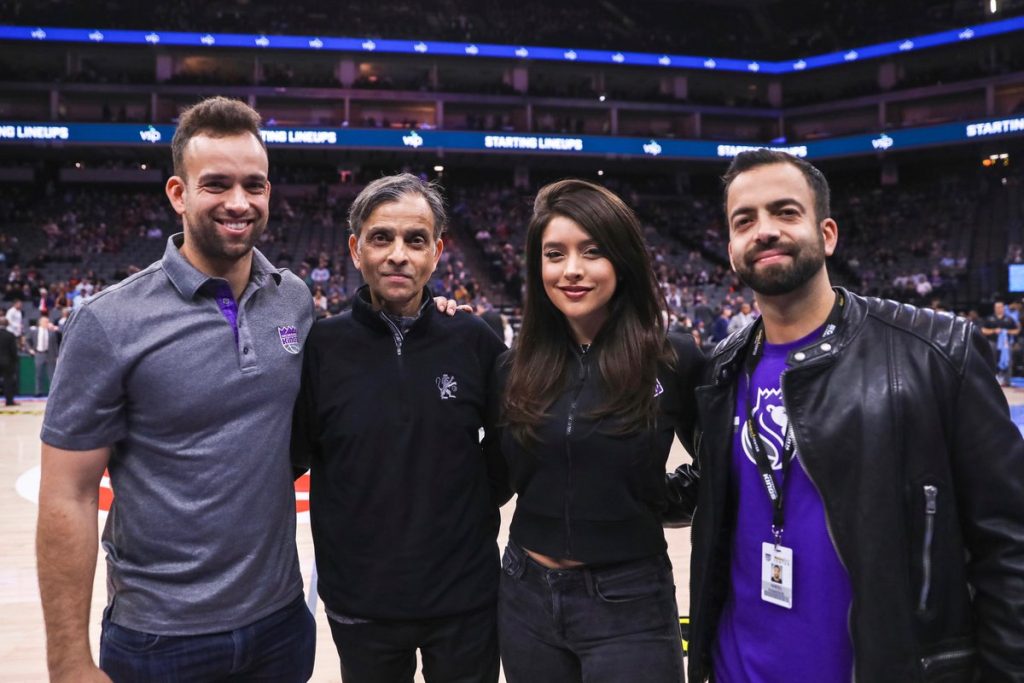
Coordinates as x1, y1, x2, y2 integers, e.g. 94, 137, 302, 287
292, 173, 507, 683
678, 150, 1024, 683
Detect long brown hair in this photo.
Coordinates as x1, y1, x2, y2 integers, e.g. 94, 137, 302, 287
503, 179, 674, 445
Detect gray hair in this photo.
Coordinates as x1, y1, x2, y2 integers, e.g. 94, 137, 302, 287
348, 173, 447, 240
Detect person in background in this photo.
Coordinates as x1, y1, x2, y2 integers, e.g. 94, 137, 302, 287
726, 300, 757, 335
56, 306, 71, 330
981, 300, 1020, 386
6, 298, 23, 338
28, 315, 59, 396
0, 316, 18, 406
709, 304, 732, 343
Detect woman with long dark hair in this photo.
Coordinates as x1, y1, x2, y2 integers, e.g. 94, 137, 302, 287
491, 179, 704, 682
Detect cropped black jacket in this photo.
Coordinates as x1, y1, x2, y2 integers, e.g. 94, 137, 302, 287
492, 332, 705, 565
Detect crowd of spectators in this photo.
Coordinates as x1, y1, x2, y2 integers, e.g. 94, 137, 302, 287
0, 164, 1012, 364
830, 174, 987, 307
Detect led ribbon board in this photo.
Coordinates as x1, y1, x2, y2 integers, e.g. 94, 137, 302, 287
2, 15, 1023, 74
2, 115, 1023, 160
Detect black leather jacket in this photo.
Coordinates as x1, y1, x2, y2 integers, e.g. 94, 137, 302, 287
686, 289, 1024, 683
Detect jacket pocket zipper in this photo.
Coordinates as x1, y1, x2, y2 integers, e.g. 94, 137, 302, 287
917, 484, 937, 612
921, 646, 975, 673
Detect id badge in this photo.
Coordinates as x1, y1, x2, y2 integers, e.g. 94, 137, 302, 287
761, 542, 794, 609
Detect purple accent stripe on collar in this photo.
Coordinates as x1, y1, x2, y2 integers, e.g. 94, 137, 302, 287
211, 281, 239, 344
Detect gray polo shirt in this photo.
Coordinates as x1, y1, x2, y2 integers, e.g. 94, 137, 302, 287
42, 234, 314, 635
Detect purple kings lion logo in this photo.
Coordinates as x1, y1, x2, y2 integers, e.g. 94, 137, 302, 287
278, 325, 300, 354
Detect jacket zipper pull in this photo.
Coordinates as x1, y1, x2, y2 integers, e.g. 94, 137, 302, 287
918, 485, 938, 612
379, 312, 404, 356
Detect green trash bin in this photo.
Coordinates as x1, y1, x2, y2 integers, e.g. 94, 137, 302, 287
17, 353, 50, 396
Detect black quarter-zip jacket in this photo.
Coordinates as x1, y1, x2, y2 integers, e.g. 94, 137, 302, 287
493, 332, 705, 565
291, 286, 508, 620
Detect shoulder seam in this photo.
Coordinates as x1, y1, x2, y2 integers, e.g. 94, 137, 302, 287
864, 306, 966, 372
79, 264, 165, 308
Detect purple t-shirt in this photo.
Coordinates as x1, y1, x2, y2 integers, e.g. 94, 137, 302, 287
712, 328, 854, 683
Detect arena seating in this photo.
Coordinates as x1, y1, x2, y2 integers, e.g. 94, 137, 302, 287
3, 164, 1003, 352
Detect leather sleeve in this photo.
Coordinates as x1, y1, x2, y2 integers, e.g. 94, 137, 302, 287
663, 331, 707, 526
664, 461, 700, 527
951, 326, 1024, 681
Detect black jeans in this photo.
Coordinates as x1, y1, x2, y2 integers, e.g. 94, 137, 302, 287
498, 541, 684, 683
99, 593, 316, 682
328, 603, 499, 683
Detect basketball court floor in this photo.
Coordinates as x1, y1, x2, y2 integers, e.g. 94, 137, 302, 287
4, 389, 1023, 682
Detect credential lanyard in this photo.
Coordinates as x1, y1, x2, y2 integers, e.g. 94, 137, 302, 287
743, 291, 844, 547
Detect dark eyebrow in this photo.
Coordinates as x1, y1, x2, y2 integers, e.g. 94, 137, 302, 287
542, 238, 599, 249
197, 172, 268, 184
729, 197, 805, 223
729, 205, 753, 223
767, 198, 805, 213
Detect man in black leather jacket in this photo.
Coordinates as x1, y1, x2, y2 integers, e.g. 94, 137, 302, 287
681, 150, 1024, 683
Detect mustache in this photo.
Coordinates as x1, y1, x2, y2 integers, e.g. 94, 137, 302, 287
745, 243, 796, 262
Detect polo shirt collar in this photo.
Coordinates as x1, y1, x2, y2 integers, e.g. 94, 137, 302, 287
162, 233, 282, 300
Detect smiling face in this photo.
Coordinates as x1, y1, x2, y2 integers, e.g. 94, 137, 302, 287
541, 215, 617, 344
726, 162, 836, 297
349, 193, 443, 317
165, 132, 270, 275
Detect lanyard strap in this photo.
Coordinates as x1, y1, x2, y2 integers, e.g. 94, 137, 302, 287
743, 291, 844, 544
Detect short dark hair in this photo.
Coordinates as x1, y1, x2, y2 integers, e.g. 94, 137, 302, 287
171, 97, 266, 179
722, 150, 831, 224
348, 173, 447, 240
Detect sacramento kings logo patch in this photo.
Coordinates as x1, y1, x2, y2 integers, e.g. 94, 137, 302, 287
278, 325, 301, 354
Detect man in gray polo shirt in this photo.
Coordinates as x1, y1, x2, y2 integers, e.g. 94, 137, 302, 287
37, 97, 316, 682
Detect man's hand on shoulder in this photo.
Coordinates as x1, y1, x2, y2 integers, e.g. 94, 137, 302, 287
433, 296, 473, 317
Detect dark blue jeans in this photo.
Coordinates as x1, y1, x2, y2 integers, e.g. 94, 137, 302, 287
327, 603, 499, 683
99, 593, 316, 682
498, 541, 683, 683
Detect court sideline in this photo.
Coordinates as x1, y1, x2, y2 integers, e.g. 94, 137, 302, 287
0, 399, 695, 683
5, 388, 1022, 681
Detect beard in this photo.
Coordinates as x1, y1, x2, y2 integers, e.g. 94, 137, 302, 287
734, 235, 826, 296
184, 210, 266, 265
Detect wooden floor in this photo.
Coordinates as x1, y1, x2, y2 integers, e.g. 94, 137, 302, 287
8, 389, 1023, 682
0, 398, 695, 682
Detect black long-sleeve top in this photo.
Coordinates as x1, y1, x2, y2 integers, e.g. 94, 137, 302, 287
291, 287, 508, 620
491, 332, 705, 565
